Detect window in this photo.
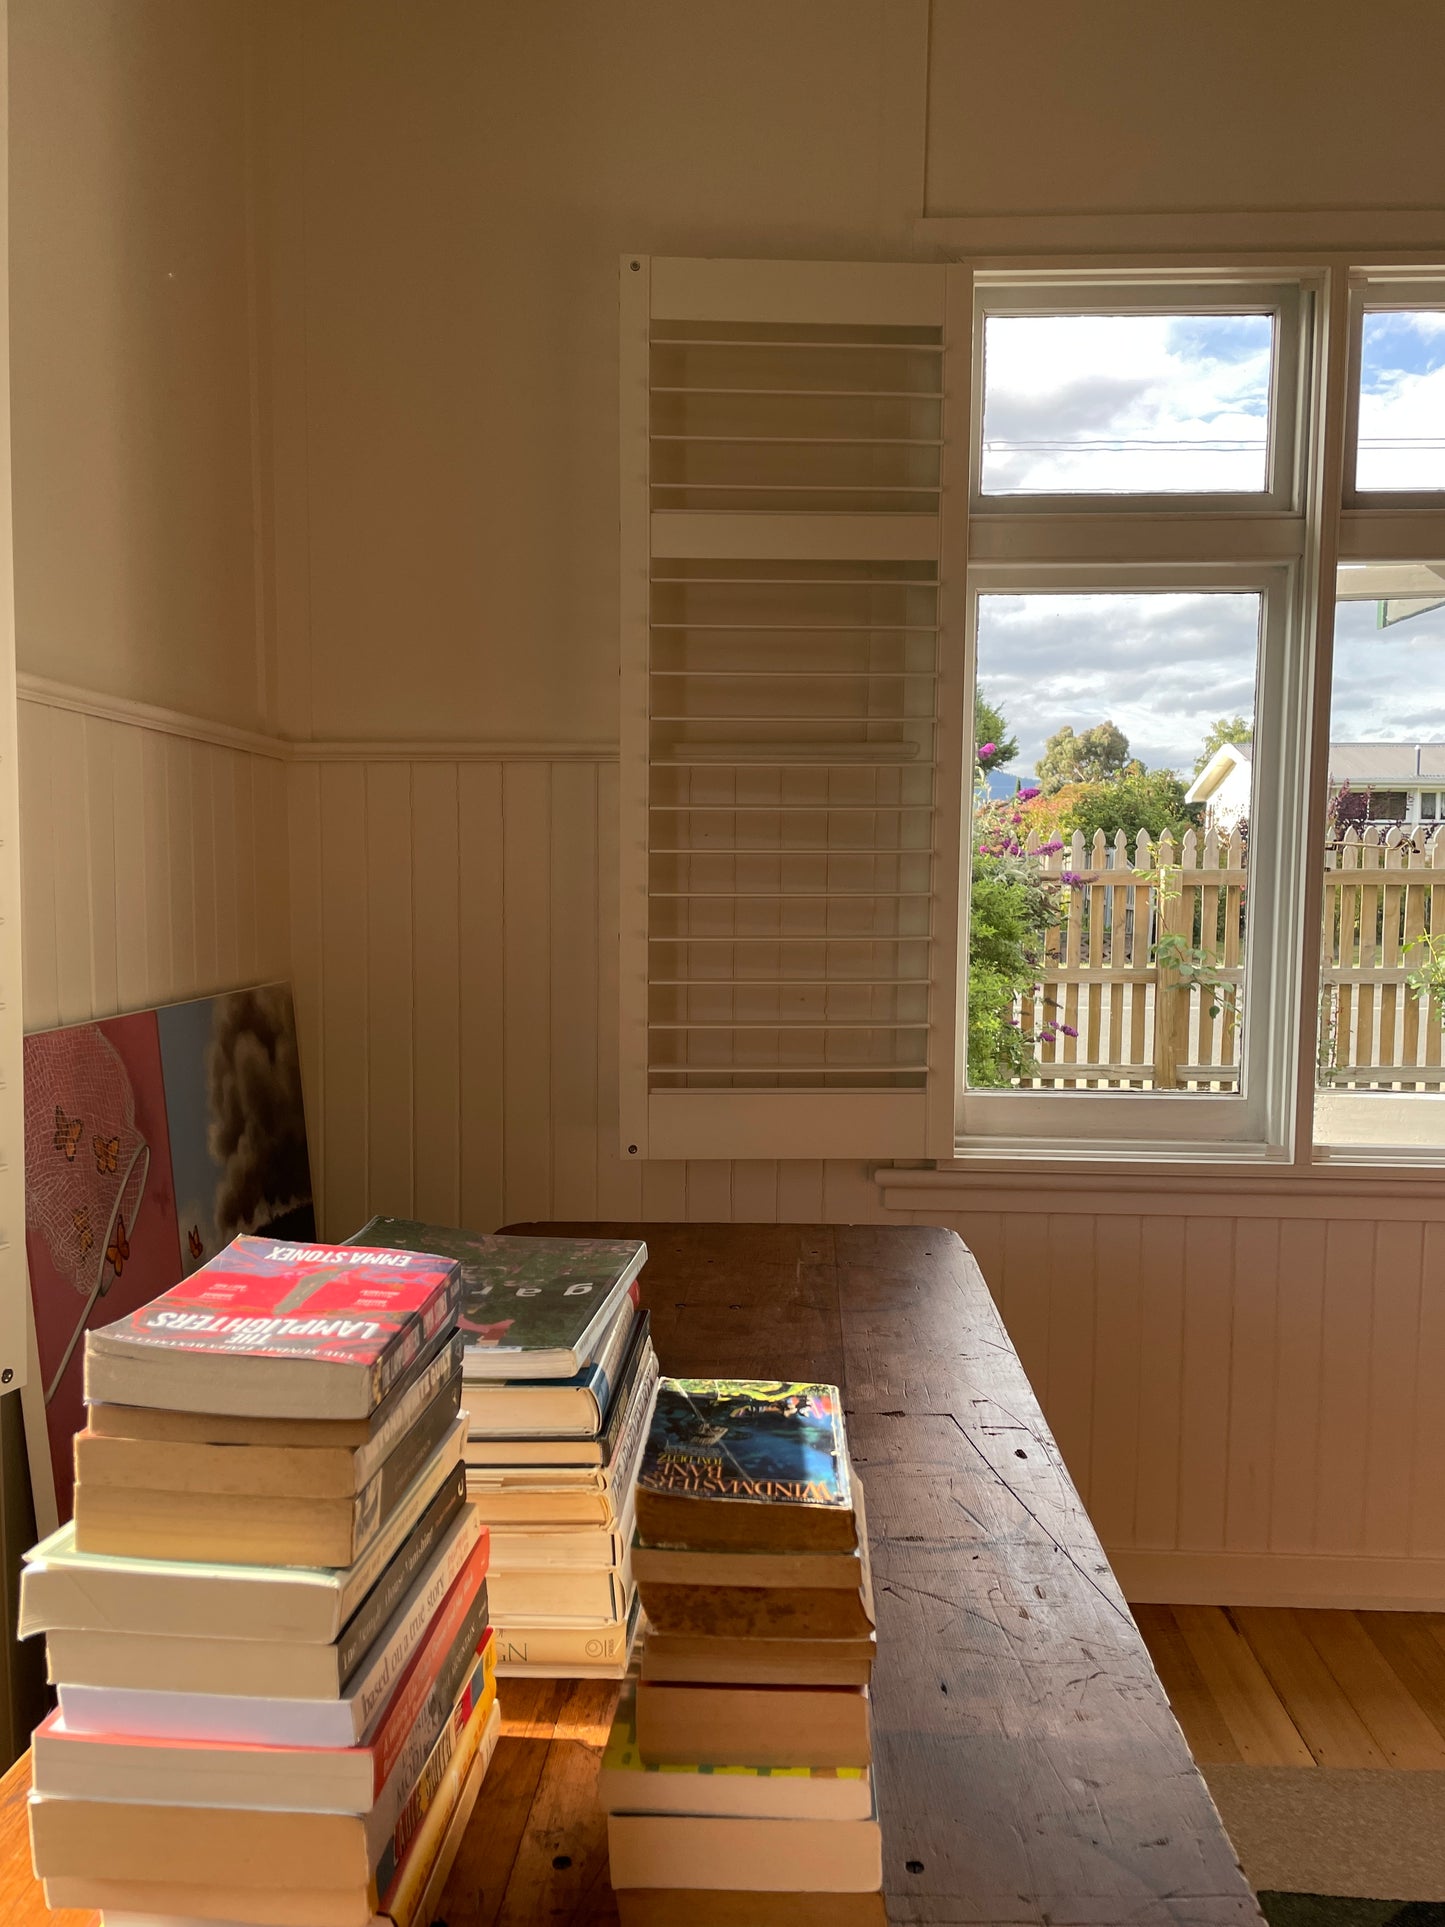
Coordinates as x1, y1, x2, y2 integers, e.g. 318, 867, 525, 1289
959, 278, 1312, 1155
1316, 564, 1445, 1153
1353, 305, 1445, 494
620, 258, 1445, 1167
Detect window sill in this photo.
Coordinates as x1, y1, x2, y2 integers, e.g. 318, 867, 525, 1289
873, 1151, 1445, 1216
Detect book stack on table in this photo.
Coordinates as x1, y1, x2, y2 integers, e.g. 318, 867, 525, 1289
350, 1222, 658, 1679
22, 1235, 500, 1927
603, 1379, 883, 1927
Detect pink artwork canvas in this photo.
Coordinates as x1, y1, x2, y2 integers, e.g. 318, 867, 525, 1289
23, 1011, 182, 1523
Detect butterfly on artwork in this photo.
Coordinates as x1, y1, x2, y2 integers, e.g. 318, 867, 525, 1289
72, 1207, 93, 1255
53, 1107, 83, 1162
188, 1225, 204, 1260
93, 1135, 120, 1175
105, 1215, 130, 1278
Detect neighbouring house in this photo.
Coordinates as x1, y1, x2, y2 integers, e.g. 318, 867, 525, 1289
1184, 741, 1253, 831
1188, 739, 1445, 830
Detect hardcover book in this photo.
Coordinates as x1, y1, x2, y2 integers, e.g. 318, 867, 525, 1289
350, 1219, 646, 1379
635, 1380, 858, 1554
84, 1237, 463, 1420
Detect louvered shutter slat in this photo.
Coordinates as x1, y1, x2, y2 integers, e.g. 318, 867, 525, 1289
619, 259, 965, 1160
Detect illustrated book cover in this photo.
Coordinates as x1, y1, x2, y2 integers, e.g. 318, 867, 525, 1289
350, 1219, 646, 1379
635, 1379, 857, 1554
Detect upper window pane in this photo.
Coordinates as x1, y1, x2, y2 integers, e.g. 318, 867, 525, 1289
980, 313, 1274, 496
1356, 309, 1445, 492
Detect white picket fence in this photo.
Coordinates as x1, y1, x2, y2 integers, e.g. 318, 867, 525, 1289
1003, 824, 1444, 1090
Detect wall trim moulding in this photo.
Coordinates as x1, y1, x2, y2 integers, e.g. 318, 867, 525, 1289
17, 674, 288, 760
289, 738, 619, 765
872, 1165, 1445, 1216
1113, 1549, 1445, 1613
17, 677, 620, 765
915, 205, 1445, 258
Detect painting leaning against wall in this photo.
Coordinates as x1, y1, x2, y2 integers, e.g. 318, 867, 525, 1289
21, 982, 314, 1526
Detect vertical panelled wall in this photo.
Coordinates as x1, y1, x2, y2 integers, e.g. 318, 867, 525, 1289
17, 692, 291, 1031
287, 751, 1445, 1607
286, 753, 893, 1248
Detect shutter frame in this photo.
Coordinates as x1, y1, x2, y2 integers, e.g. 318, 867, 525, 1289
619, 256, 967, 1160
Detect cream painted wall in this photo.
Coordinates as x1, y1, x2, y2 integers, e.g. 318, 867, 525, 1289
256, 0, 928, 744
9, 0, 263, 727
926, 0, 1445, 218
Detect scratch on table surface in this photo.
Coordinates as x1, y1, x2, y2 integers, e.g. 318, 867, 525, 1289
947, 1411, 1133, 1630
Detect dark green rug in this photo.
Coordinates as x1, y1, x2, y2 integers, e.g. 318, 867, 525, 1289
1262, 1899, 1445, 1926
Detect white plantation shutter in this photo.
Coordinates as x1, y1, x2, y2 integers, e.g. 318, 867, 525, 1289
618, 257, 967, 1159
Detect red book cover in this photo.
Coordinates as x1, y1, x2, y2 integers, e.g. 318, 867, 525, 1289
368, 1538, 490, 1792
86, 1236, 462, 1409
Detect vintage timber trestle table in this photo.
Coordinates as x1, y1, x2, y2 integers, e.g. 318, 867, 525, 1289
0, 1223, 1260, 1926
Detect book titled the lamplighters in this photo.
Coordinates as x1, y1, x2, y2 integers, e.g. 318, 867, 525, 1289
634, 1380, 858, 1555
84, 1238, 462, 1421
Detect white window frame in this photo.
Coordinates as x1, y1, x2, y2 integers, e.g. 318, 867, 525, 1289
954, 269, 1324, 1160
1345, 273, 1445, 512
957, 562, 1308, 1154
971, 276, 1308, 517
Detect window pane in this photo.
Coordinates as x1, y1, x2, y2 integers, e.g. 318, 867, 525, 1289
1315, 565, 1445, 1149
966, 592, 1261, 1093
980, 313, 1274, 495
1356, 310, 1445, 492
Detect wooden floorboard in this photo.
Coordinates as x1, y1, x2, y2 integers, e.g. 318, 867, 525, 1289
1139, 1604, 1445, 1769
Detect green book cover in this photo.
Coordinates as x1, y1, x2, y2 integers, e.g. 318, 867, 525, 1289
637, 1379, 853, 1509
349, 1219, 646, 1371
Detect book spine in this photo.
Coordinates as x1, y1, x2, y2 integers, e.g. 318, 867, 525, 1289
336, 1459, 465, 1650
372, 1649, 493, 1892
349, 1513, 485, 1731
366, 1615, 491, 1866
379, 1696, 501, 1927
353, 1334, 466, 1487
373, 1273, 463, 1408
351, 1387, 464, 1559
608, 1348, 659, 1495
491, 1616, 633, 1666
597, 1312, 650, 1465
368, 1541, 488, 1787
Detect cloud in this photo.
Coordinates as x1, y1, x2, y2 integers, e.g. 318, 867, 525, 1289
981, 311, 1273, 494
977, 592, 1261, 776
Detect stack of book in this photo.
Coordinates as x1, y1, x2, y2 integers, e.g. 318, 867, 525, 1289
603, 1378, 883, 1926
23, 1235, 501, 1927
352, 1220, 658, 1678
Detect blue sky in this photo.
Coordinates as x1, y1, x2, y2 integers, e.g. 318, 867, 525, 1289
976, 310, 1445, 779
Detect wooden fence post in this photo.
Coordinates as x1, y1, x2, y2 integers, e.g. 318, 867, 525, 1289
1153, 830, 1187, 1091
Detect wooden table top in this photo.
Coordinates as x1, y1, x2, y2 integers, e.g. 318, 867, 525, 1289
0, 1222, 1260, 1927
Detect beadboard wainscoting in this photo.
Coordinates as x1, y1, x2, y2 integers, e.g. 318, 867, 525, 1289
16, 706, 1445, 1610
285, 753, 895, 1249
17, 680, 291, 1030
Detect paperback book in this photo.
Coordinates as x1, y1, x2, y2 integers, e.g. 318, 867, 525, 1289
84, 1237, 463, 1420
351, 1218, 646, 1380
635, 1380, 857, 1554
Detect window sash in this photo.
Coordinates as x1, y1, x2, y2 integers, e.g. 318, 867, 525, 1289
970, 278, 1308, 517
1344, 273, 1445, 511
955, 561, 1307, 1151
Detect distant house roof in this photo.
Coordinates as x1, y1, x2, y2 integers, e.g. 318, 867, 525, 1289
1327, 742, 1445, 784
1184, 740, 1252, 806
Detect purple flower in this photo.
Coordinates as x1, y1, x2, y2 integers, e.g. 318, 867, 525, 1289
1059, 869, 1086, 885
1035, 840, 1064, 857
980, 741, 996, 758
1019, 786, 1040, 801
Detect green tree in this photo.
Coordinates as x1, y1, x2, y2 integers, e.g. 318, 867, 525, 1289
974, 691, 1018, 774
1035, 720, 1133, 793
1193, 715, 1253, 776
1060, 769, 1201, 847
